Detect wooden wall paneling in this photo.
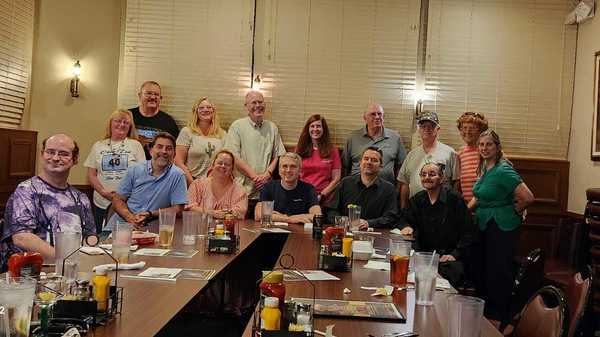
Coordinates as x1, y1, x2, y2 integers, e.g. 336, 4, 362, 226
0, 128, 38, 216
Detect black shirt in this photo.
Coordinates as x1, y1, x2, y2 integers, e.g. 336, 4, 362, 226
326, 175, 399, 228
129, 107, 180, 159
260, 180, 319, 216
405, 187, 476, 260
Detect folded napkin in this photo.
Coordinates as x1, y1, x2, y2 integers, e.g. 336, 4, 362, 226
80, 246, 105, 255
92, 261, 146, 272
363, 260, 391, 271
407, 272, 452, 289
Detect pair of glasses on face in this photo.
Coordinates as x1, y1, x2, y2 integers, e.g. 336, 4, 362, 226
419, 172, 439, 178
44, 149, 73, 159
142, 92, 161, 98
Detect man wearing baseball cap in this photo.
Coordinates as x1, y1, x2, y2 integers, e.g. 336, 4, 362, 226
397, 111, 459, 209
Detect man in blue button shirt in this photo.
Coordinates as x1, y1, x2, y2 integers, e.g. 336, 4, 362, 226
107, 132, 187, 230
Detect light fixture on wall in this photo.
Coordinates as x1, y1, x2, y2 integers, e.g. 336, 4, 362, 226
252, 74, 262, 91
70, 60, 81, 97
415, 99, 423, 117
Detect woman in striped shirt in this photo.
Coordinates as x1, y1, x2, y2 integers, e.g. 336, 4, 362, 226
456, 112, 488, 202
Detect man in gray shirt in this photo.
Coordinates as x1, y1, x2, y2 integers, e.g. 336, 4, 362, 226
398, 111, 459, 209
343, 103, 406, 184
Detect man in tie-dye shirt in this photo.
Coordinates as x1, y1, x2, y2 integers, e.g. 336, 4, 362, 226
1, 134, 95, 272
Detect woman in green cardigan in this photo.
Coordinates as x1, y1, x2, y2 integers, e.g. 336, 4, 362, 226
467, 130, 534, 326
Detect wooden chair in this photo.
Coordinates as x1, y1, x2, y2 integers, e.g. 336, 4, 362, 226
565, 265, 593, 337
511, 286, 569, 337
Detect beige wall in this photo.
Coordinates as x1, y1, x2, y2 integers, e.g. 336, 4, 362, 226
27, 0, 122, 184
568, 17, 600, 214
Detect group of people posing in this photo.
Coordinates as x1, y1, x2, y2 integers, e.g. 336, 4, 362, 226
1, 80, 534, 326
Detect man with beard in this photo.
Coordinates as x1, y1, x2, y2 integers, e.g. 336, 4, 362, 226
224, 90, 286, 218
255, 152, 321, 224
107, 133, 187, 230
129, 81, 179, 159
403, 162, 477, 287
1, 134, 96, 271
327, 146, 399, 229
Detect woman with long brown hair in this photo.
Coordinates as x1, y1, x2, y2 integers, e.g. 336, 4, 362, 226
295, 114, 341, 201
468, 129, 534, 326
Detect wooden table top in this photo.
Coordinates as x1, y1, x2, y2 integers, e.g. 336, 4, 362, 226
77, 221, 501, 337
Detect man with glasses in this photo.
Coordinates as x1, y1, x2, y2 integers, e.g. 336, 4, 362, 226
343, 103, 406, 184
1, 134, 96, 272
130, 81, 180, 159
402, 162, 477, 287
224, 90, 285, 218
327, 146, 399, 229
397, 111, 459, 209
107, 132, 187, 231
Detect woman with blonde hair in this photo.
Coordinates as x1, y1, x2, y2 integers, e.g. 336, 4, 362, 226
186, 149, 248, 219
84, 109, 145, 232
175, 97, 226, 185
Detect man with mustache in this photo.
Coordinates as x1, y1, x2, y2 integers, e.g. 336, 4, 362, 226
403, 162, 477, 287
1, 134, 96, 272
108, 133, 187, 230
343, 103, 406, 184
397, 111, 459, 209
224, 90, 286, 218
327, 146, 399, 229
129, 81, 180, 159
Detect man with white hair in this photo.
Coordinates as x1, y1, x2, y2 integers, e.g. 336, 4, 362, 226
343, 103, 406, 184
224, 90, 286, 218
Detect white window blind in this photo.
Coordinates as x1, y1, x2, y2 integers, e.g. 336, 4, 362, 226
424, 0, 576, 158
0, 0, 34, 129
118, 0, 254, 127
256, 0, 421, 147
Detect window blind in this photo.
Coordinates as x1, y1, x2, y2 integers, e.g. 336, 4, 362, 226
255, 0, 421, 147
0, 0, 34, 129
118, 0, 254, 127
424, 0, 576, 158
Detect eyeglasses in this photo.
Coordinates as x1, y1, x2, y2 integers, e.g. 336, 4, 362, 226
419, 172, 439, 178
44, 149, 73, 159
142, 91, 161, 98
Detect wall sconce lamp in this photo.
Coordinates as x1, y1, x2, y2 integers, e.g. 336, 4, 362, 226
415, 99, 423, 117
70, 60, 81, 97
252, 74, 262, 90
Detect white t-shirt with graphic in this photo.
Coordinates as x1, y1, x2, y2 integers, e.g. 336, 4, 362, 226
84, 138, 146, 209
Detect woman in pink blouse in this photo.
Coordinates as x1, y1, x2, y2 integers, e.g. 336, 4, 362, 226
186, 149, 248, 219
295, 114, 341, 202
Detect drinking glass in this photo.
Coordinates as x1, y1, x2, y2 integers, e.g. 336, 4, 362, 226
389, 238, 411, 288
53, 231, 82, 282
414, 252, 440, 305
0, 277, 36, 337
182, 211, 197, 245
113, 221, 132, 263
261, 201, 274, 227
348, 205, 361, 232
448, 295, 485, 337
196, 213, 208, 239
158, 209, 176, 248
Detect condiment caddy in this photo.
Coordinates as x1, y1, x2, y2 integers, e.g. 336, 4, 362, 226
206, 213, 239, 254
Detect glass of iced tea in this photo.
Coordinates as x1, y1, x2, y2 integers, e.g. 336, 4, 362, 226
389, 238, 411, 288
159, 209, 175, 248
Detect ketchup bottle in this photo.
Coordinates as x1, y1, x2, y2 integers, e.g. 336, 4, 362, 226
260, 271, 286, 313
